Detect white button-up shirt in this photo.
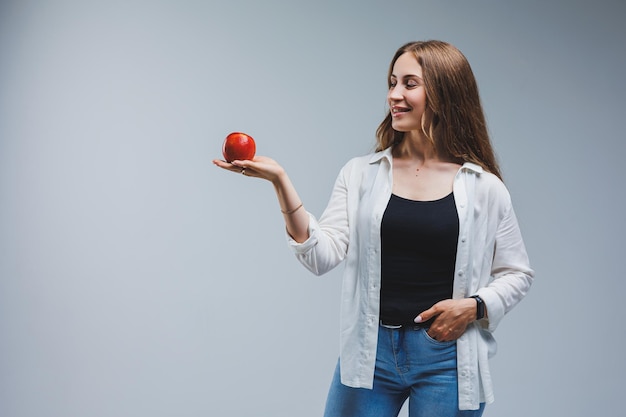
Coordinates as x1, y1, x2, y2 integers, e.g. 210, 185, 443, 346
288, 147, 534, 410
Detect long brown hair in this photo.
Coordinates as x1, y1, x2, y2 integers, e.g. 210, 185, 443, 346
375, 40, 502, 180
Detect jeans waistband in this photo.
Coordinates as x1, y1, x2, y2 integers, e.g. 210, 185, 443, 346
380, 320, 429, 330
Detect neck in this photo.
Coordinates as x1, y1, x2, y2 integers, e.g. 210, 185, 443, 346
394, 132, 437, 162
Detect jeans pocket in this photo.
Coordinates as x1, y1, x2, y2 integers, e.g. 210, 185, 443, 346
421, 328, 456, 347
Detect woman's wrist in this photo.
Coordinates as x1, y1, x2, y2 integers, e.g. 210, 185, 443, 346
469, 295, 486, 320
271, 167, 289, 188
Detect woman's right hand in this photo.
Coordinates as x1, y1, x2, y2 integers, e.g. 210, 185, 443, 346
212, 155, 286, 185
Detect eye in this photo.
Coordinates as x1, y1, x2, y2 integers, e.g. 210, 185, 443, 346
389, 79, 397, 88
406, 80, 419, 88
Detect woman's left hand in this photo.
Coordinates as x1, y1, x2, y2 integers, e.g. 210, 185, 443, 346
415, 298, 477, 342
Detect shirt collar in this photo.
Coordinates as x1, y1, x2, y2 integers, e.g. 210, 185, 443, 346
368, 147, 484, 174
368, 147, 393, 164
460, 161, 483, 173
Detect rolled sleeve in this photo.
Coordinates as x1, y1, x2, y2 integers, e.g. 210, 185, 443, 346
480, 204, 534, 332
285, 164, 351, 276
286, 212, 320, 254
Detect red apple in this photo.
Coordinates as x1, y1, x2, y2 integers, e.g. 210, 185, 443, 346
222, 132, 256, 163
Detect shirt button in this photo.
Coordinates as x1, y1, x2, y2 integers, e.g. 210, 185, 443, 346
461, 237, 467, 243
458, 270, 464, 277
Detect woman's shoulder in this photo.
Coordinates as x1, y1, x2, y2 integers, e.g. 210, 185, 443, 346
459, 163, 506, 190
472, 168, 514, 208
341, 148, 390, 172
335, 151, 388, 187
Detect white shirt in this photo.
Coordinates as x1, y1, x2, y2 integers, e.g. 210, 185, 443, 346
287, 147, 534, 410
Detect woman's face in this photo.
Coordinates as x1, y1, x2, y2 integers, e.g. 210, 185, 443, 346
388, 52, 428, 133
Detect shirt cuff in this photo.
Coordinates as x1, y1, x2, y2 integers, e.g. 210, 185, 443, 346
474, 288, 504, 332
285, 212, 319, 254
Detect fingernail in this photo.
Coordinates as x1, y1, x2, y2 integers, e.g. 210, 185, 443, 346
414, 315, 422, 323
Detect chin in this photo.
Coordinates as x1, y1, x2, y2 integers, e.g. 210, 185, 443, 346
391, 121, 416, 132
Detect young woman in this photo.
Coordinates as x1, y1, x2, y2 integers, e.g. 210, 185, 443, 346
213, 40, 534, 417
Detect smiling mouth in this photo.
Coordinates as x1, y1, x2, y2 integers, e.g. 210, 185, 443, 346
391, 106, 411, 115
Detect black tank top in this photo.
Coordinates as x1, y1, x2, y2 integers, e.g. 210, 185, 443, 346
379, 192, 459, 326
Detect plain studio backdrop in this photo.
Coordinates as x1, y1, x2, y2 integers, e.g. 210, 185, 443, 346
1, 1, 624, 416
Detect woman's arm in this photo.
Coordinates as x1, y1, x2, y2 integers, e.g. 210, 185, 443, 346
213, 156, 310, 242
476, 204, 534, 332
215, 154, 353, 277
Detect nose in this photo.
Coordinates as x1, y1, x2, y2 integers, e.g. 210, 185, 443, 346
388, 84, 403, 101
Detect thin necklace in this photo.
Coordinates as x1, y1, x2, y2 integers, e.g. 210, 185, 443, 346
415, 162, 425, 177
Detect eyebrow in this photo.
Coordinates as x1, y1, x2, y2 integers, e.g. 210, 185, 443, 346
390, 74, 423, 80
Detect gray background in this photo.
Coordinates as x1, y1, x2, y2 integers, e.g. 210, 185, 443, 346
1, 1, 624, 416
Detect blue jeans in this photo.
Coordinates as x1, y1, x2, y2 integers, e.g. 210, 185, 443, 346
323, 325, 485, 417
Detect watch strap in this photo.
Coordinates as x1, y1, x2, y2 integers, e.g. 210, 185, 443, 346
470, 295, 485, 320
